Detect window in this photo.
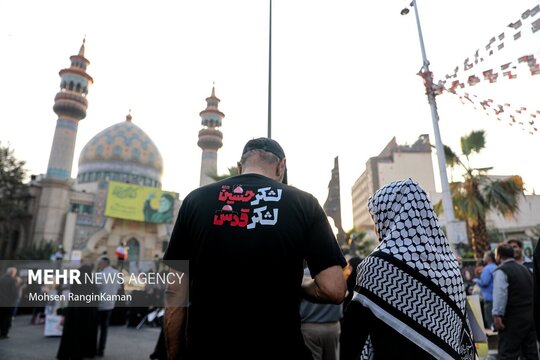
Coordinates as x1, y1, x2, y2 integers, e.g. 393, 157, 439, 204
82, 204, 93, 214
71, 203, 93, 214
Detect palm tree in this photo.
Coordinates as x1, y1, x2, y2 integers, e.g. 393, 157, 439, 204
442, 130, 524, 259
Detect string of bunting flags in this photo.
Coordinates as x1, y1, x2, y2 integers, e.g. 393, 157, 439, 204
424, 4, 540, 134
444, 88, 538, 135
437, 52, 540, 92
441, 4, 540, 80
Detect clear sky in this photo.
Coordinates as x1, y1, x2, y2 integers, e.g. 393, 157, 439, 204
1, 0, 539, 231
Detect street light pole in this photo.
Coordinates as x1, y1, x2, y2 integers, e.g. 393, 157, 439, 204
409, 0, 457, 233
267, 0, 272, 139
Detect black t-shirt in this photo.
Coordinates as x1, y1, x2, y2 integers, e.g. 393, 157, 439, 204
164, 173, 346, 358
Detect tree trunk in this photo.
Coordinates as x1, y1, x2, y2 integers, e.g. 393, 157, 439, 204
471, 219, 489, 260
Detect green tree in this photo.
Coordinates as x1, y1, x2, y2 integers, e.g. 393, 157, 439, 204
211, 166, 239, 181
0, 143, 29, 259
14, 241, 55, 260
442, 130, 524, 259
342, 229, 376, 257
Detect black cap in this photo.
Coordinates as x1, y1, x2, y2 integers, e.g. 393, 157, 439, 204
242, 137, 286, 160
242, 137, 287, 184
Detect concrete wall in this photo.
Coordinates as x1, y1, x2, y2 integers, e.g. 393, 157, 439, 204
486, 194, 540, 236
378, 152, 436, 194
32, 180, 72, 244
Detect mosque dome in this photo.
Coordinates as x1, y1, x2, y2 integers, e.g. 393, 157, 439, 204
77, 114, 163, 187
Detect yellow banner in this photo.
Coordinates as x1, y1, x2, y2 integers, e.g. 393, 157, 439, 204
105, 181, 176, 223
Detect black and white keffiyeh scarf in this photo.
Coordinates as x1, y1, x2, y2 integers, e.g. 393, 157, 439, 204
353, 179, 475, 360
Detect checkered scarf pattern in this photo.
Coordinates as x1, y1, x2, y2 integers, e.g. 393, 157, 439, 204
354, 179, 475, 360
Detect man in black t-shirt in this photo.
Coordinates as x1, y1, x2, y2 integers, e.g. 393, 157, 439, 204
163, 137, 347, 360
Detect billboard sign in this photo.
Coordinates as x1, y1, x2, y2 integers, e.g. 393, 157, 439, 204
105, 181, 176, 223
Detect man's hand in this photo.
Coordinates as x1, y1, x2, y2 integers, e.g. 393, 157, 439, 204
301, 265, 346, 304
164, 307, 187, 360
164, 270, 189, 360
493, 315, 505, 331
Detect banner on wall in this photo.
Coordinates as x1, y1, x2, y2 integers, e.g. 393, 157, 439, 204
105, 181, 176, 223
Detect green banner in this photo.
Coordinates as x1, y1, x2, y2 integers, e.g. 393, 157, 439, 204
105, 181, 176, 223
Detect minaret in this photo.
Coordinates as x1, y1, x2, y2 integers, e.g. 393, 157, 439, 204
46, 39, 93, 180
197, 86, 224, 186
33, 40, 93, 246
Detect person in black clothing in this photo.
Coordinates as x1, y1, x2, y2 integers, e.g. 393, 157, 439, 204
534, 238, 540, 342
343, 256, 362, 310
0, 267, 18, 339
341, 179, 475, 360
163, 137, 347, 360
492, 243, 538, 360
149, 327, 167, 360
57, 264, 99, 360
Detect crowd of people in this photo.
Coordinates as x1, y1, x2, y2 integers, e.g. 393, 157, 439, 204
160, 138, 538, 360
55, 257, 169, 359
0, 257, 169, 359
162, 138, 540, 360
1, 137, 539, 360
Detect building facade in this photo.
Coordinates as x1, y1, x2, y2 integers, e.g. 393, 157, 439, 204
486, 194, 540, 241
351, 134, 436, 230
7, 42, 227, 267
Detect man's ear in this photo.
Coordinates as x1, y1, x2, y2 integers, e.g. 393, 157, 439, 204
276, 158, 286, 178
237, 162, 243, 174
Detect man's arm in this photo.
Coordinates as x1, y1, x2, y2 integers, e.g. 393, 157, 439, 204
474, 266, 492, 287
301, 265, 346, 304
164, 270, 188, 360
492, 269, 508, 331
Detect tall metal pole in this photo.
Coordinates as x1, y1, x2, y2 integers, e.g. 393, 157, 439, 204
267, 0, 272, 139
411, 0, 456, 229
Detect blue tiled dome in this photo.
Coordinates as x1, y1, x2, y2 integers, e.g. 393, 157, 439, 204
77, 116, 163, 187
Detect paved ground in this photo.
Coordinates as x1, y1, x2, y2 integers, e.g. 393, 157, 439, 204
0, 315, 503, 360
0, 315, 161, 360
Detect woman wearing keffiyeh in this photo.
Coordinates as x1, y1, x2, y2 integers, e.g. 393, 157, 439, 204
341, 179, 476, 360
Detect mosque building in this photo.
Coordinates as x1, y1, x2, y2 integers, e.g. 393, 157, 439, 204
11, 41, 225, 265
